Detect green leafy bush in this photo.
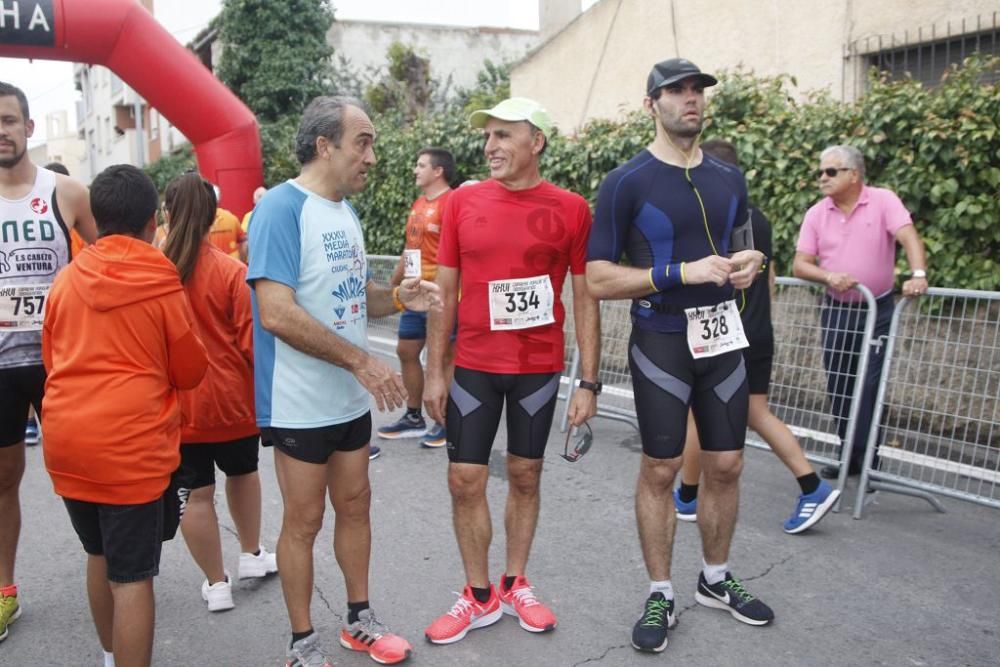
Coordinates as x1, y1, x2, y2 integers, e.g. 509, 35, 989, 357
340, 55, 998, 289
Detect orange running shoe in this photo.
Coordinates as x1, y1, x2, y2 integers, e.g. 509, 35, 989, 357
497, 575, 557, 632
339, 608, 412, 664
424, 585, 503, 644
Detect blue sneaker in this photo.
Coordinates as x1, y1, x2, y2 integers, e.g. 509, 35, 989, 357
376, 413, 427, 440
420, 423, 446, 448
783, 480, 841, 534
368, 445, 382, 461
673, 488, 697, 522
24, 420, 39, 447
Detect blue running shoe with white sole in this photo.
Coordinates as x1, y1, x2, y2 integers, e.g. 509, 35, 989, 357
377, 413, 427, 440
420, 423, 446, 448
672, 488, 697, 522
783, 480, 841, 534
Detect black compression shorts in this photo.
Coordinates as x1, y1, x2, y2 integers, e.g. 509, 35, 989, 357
446, 366, 561, 465
629, 327, 748, 459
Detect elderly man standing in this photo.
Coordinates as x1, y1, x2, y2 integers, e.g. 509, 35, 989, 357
793, 145, 928, 479
422, 98, 600, 645
249, 95, 439, 667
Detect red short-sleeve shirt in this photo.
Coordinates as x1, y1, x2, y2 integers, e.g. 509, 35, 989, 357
437, 179, 591, 374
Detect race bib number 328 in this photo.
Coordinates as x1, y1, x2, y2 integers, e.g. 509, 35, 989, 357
684, 299, 748, 359
488, 275, 555, 331
0, 284, 50, 332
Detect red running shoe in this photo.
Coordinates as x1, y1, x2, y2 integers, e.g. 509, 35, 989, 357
497, 575, 557, 632
339, 608, 412, 664
424, 585, 502, 644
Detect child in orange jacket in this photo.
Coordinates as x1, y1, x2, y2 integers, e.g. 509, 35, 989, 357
42, 164, 208, 667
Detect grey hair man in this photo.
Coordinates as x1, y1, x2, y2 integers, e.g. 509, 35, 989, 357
247, 95, 441, 667
793, 144, 927, 479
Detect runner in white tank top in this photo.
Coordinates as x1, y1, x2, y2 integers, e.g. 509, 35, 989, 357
0, 81, 97, 644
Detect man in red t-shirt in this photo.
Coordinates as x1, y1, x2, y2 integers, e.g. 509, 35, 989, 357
377, 148, 455, 448
423, 98, 601, 645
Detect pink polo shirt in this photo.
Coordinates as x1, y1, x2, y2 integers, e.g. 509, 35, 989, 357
796, 185, 913, 302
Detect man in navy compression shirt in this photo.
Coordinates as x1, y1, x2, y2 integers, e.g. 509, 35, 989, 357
586, 58, 773, 654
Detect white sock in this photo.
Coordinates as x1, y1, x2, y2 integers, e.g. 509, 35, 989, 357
103, 650, 115, 667
649, 579, 673, 599
703, 560, 728, 586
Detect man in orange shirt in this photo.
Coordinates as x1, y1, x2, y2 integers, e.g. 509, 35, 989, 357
241, 185, 267, 233
208, 185, 247, 262
376, 148, 454, 448
41, 165, 208, 667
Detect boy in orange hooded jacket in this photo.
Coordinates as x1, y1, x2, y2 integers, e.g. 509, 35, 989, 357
41, 164, 208, 667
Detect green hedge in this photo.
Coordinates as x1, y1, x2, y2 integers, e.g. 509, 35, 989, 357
261, 56, 1000, 289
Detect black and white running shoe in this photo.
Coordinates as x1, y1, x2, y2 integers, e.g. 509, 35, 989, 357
695, 572, 774, 626
631, 592, 677, 652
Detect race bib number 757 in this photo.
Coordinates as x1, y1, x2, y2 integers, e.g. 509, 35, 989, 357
684, 299, 748, 359
0, 284, 50, 332
488, 275, 555, 331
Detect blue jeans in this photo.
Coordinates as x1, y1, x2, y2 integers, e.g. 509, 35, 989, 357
820, 293, 894, 470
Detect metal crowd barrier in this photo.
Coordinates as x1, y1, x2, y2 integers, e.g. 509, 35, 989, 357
366, 257, 1000, 519
854, 287, 1000, 518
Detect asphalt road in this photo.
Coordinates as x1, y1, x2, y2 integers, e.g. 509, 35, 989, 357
5, 401, 1000, 666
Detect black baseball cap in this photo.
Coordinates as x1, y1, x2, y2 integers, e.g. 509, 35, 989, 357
646, 58, 718, 96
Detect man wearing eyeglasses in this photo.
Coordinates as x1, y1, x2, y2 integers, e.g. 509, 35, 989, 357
587, 58, 772, 655
422, 97, 600, 646
793, 145, 928, 479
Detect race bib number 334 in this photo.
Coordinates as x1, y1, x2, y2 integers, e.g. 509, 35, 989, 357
684, 299, 748, 359
488, 275, 555, 331
0, 284, 50, 332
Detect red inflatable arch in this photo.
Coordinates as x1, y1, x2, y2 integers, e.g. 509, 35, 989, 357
0, 0, 262, 216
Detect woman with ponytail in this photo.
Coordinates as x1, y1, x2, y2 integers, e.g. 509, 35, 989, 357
162, 172, 277, 612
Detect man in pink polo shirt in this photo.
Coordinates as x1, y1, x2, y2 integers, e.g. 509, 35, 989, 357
793, 145, 927, 479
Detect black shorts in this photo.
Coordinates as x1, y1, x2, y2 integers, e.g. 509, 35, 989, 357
261, 412, 372, 465
0, 364, 45, 447
446, 366, 560, 465
629, 327, 749, 459
179, 435, 261, 490
743, 337, 774, 396
63, 495, 165, 583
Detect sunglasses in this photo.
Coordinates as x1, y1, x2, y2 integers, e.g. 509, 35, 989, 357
816, 167, 852, 179
561, 422, 594, 463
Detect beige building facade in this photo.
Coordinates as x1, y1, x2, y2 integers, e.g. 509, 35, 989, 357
512, 0, 999, 132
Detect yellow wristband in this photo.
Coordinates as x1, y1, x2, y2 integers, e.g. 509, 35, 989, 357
392, 286, 405, 312
647, 268, 657, 291
680, 262, 687, 285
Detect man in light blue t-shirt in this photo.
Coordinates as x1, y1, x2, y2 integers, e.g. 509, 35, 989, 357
247, 95, 439, 667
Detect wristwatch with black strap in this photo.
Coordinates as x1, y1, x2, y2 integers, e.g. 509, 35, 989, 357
578, 379, 602, 396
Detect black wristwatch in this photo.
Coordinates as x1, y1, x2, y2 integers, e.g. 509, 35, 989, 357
578, 380, 603, 396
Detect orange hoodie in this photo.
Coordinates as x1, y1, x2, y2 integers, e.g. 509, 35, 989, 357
42, 235, 208, 505
178, 243, 257, 443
